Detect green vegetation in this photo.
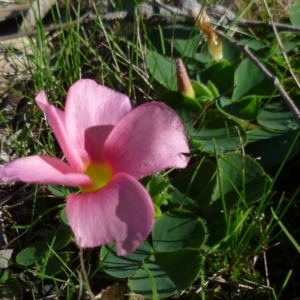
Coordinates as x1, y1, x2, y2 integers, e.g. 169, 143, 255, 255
0, 0, 300, 299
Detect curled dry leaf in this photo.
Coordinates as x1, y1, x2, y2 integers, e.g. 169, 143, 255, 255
188, 8, 223, 61
97, 284, 127, 300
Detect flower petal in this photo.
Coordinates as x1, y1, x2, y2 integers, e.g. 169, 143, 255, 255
0, 156, 92, 187
66, 173, 154, 255
36, 90, 85, 172
84, 126, 114, 163
103, 102, 190, 179
64, 79, 132, 161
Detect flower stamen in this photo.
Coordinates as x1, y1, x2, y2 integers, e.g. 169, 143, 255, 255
81, 163, 112, 193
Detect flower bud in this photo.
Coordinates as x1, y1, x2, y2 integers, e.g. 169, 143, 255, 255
176, 58, 196, 99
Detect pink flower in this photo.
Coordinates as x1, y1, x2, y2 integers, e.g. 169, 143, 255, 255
0, 79, 189, 255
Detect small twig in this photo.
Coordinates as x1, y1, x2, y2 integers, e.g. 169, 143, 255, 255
79, 246, 95, 299
269, 22, 300, 33
260, 222, 270, 288
135, 8, 147, 80
0, 13, 94, 42
232, 20, 300, 33
20, 0, 56, 31
77, 271, 84, 300
4, 228, 28, 248
0, 183, 30, 206
215, 29, 300, 126
262, 0, 300, 91
0, 6, 299, 44
240, 278, 273, 291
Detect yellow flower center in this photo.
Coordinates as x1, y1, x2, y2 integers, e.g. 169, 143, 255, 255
81, 163, 113, 194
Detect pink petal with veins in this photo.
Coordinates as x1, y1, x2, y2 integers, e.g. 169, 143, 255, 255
36, 91, 85, 172
103, 102, 190, 179
66, 173, 154, 255
64, 79, 132, 161
0, 155, 92, 187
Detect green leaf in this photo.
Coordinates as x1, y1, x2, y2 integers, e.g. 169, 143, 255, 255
211, 153, 272, 210
203, 212, 228, 247
290, 4, 300, 27
185, 57, 206, 80
200, 60, 235, 94
38, 252, 70, 276
238, 39, 267, 51
281, 41, 298, 54
152, 209, 207, 252
146, 51, 177, 89
0, 269, 11, 283
207, 81, 219, 98
48, 185, 68, 197
271, 55, 286, 68
46, 226, 73, 251
60, 208, 69, 226
100, 242, 153, 278
148, 24, 201, 57
232, 59, 276, 101
217, 96, 259, 121
190, 117, 246, 153
191, 81, 214, 100
159, 91, 202, 135
16, 242, 47, 266
154, 204, 162, 217
159, 91, 201, 111
129, 250, 202, 299
146, 177, 170, 207
257, 102, 299, 131
170, 160, 217, 212
0, 279, 22, 299
245, 128, 300, 166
